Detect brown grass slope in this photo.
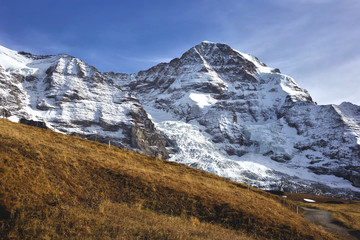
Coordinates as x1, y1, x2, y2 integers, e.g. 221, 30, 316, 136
0, 119, 338, 240
286, 192, 360, 231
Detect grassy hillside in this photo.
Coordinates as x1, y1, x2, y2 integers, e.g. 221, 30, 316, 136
0, 119, 339, 239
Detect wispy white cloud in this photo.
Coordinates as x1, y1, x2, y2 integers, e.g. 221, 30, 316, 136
273, 0, 336, 4
296, 57, 360, 105
213, 0, 360, 106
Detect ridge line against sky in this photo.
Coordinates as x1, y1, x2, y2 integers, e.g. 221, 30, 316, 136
0, 0, 359, 105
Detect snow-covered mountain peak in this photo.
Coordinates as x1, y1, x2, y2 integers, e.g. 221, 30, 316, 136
191, 42, 277, 75
182, 42, 257, 74
0, 45, 169, 159
107, 42, 360, 198
0, 45, 103, 80
122, 42, 314, 125
200, 40, 215, 44
0, 45, 75, 79
1, 43, 359, 199
0, 45, 34, 72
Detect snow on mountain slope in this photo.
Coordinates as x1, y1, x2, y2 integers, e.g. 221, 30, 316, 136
0, 46, 168, 158
0, 45, 35, 70
337, 102, 360, 144
1, 42, 360, 199
114, 41, 360, 199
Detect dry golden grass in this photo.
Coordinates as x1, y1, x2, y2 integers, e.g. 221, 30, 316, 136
4, 200, 251, 240
305, 203, 360, 230
286, 193, 360, 235
285, 192, 360, 230
0, 119, 338, 239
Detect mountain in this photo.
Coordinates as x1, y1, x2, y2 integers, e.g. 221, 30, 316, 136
1, 42, 359, 199
0, 45, 168, 159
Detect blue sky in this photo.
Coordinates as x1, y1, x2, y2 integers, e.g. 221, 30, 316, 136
1, 0, 359, 105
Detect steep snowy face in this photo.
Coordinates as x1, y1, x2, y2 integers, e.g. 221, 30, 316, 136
0, 46, 168, 158
114, 42, 360, 199
280, 101, 360, 183
120, 42, 313, 123
1, 42, 360, 199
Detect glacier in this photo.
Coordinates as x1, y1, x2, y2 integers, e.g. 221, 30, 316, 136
1, 41, 359, 199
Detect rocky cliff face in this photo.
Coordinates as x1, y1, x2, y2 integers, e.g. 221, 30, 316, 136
0, 46, 168, 158
1, 42, 359, 198
109, 42, 360, 198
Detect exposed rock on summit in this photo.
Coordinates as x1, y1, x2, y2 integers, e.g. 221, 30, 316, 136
0, 45, 168, 158
111, 41, 360, 199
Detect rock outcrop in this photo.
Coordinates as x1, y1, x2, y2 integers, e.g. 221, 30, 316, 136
19, 118, 48, 129
0, 45, 168, 158
110, 42, 360, 199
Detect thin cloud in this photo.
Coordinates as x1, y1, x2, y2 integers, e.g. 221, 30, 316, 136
217, 1, 360, 106
298, 57, 360, 105
273, 0, 336, 5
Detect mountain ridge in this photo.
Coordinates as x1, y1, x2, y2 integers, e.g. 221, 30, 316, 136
0, 42, 359, 199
